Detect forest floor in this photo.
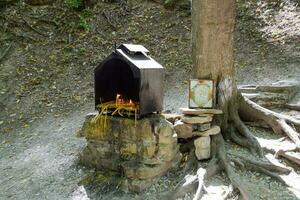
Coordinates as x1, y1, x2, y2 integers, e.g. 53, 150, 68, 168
0, 0, 300, 199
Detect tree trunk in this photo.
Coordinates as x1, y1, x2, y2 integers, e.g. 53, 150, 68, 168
192, 0, 236, 137
188, 0, 300, 198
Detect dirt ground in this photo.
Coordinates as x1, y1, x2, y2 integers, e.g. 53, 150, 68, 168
0, 0, 300, 199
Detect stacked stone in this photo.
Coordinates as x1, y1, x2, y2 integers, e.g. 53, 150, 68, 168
174, 108, 223, 160
77, 114, 181, 192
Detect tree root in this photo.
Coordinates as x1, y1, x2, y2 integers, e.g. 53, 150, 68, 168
170, 135, 252, 200
170, 133, 294, 200
169, 155, 221, 200
229, 153, 291, 186
213, 134, 252, 200
285, 104, 300, 112
231, 156, 287, 186
230, 99, 264, 157
239, 95, 300, 148
170, 91, 300, 199
278, 120, 300, 146
275, 150, 300, 166
230, 154, 291, 174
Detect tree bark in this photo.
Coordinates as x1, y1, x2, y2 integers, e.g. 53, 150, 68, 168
192, 0, 236, 137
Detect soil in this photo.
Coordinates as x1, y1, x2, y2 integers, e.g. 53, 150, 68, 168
0, 0, 299, 199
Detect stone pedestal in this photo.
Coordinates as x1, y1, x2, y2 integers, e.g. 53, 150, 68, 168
174, 108, 223, 161
77, 114, 181, 192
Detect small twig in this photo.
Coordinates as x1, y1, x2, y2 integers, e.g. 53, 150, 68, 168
24, 13, 59, 27
0, 42, 13, 63
102, 11, 117, 30
10, 31, 39, 42
22, 19, 49, 37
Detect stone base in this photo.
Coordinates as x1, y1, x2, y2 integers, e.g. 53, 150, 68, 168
78, 114, 181, 192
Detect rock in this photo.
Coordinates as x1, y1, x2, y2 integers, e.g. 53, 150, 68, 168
122, 161, 171, 180
127, 177, 160, 192
197, 123, 211, 131
79, 146, 119, 171
194, 136, 210, 149
162, 113, 182, 124
182, 116, 213, 124
194, 136, 211, 160
158, 120, 175, 137
87, 140, 111, 158
157, 144, 180, 161
79, 114, 180, 192
120, 142, 138, 157
159, 133, 177, 144
195, 148, 210, 160
193, 126, 220, 137
180, 108, 223, 115
142, 142, 157, 158
174, 120, 194, 138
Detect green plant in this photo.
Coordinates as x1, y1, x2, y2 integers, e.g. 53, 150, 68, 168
78, 15, 90, 31
65, 0, 84, 10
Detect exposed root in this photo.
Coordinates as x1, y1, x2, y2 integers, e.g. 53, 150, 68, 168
170, 173, 198, 200
231, 156, 287, 186
278, 120, 300, 147
285, 104, 300, 111
172, 133, 294, 200
169, 156, 221, 200
239, 95, 300, 147
232, 154, 291, 174
171, 90, 300, 199
193, 168, 207, 200
182, 146, 198, 174
244, 121, 270, 129
213, 134, 252, 200
229, 124, 255, 154
276, 150, 300, 166
230, 101, 264, 157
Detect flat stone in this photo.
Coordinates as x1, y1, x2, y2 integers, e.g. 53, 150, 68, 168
180, 108, 223, 115
194, 136, 210, 149
197, 123, 211, 131
194, 136, 211, 160
193, 126, 220, 137
182, 116, 213, 124
195, 148, 210, 160
162, 113, 182, 124
174, 120, 194, 138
